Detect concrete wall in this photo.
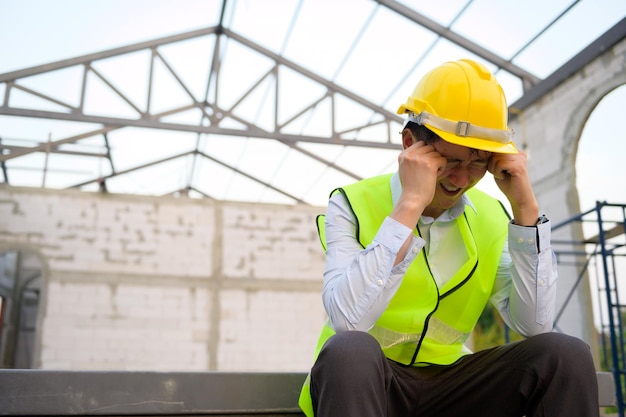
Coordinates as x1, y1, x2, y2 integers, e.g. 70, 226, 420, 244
508, 36, 626, 344
0, 186, 326, 371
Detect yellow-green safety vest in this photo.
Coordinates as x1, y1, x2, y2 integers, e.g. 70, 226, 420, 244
299, 174, 510, 417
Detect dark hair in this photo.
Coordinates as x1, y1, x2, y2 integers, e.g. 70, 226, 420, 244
404, 121, 441, 144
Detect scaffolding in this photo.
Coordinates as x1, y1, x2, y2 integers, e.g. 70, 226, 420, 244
552, 201, 626, 416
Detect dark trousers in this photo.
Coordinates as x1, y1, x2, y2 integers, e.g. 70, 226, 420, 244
310, 331, 599, 417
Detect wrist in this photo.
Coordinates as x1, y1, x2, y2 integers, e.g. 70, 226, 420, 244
391, 197, 426, 229
512, 208, 540, 226
510, 198, 539, 226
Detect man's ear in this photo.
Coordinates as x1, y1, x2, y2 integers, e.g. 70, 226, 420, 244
401, 128, 417, 150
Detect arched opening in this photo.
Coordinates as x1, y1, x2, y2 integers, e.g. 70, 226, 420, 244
576, 84, 626, 211
0, 249, 45, 368
573, 84, 626, 369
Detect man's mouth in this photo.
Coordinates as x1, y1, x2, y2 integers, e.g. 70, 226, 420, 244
440, 183, 462, 196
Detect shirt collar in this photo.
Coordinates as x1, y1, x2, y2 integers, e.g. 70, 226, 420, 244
390, 172, 477, 224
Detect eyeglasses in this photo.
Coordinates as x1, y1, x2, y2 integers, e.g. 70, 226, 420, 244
431, 142, 490, 172
433, 141, 491, 171
443, 158, 489, 171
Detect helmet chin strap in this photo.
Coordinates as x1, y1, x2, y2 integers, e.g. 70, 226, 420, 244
407, 111, 514, 144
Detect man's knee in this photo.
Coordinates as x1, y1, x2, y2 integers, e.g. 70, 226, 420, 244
317, 331, 381, 363
528, 332, 591, 358
317, 331, 382, 367
525, 332, 595, 376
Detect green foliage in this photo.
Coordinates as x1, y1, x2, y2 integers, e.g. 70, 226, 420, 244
472, 302, 524, 351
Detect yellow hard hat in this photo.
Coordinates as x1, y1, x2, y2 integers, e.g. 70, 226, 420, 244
397, 59, 517, 154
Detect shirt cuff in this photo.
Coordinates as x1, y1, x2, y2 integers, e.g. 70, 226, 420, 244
509, 217, 551, 253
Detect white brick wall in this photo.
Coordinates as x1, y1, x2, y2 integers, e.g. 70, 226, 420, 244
0, 186, 327, 371
222, 205, 324, 279
41, 281, 212, 370
0, 190, 217, 276
218, 290, 324, 371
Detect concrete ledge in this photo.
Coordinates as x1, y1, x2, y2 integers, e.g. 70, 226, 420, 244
0, 370, 307, 416
0, 370, 616, 415
597, 371, 617, 407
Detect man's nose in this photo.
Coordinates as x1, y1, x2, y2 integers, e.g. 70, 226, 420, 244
448, 167, 471, 188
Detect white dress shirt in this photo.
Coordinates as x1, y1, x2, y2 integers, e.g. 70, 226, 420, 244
322, 173, 557, 340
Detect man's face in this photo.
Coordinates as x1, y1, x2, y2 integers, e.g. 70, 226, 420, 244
424, 139, 490, 217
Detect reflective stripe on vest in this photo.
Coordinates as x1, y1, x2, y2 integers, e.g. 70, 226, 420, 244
369, 315, 470, 349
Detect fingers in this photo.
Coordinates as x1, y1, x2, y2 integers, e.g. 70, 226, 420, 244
488, 151, 536, 210
488, 157, 508, 180
397, 141, 446, 206
401, 141, 446, 173
488, 151, 528, 180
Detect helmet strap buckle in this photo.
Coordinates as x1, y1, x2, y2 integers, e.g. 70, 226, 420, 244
412, 112, 425, 126
456, 121, 470, 137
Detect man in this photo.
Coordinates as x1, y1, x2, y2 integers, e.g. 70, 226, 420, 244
299, 59, 599, 417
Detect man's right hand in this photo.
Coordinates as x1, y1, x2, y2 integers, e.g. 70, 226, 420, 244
395, 139, 446, 223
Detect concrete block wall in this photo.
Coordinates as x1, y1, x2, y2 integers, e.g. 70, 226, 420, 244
221, 205, 323, 280
0, 185, 326, 372
40, 281, 212, 370
0, 190, 217, 276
